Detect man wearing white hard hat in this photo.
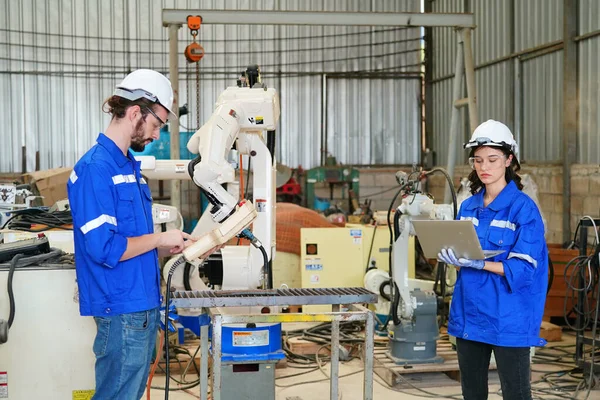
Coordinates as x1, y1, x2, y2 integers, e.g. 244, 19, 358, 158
67, 69, 193, 399
438, 120, 548, 400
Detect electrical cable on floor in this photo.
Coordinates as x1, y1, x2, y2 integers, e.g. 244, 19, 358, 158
284, 333, 466, 399
275, 368, 365, 389
280, 320, 600, 399
558, 216, 600, 399
527, 330, 599, 400
151, 341, 204, 391
580, 216, 600, 400
373, 373, 463, 399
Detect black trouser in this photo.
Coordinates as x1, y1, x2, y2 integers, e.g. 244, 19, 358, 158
456, 337, 532, 400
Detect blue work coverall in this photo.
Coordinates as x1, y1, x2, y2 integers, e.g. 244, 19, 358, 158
68, 133, 161, 399
448, 180, 548, 348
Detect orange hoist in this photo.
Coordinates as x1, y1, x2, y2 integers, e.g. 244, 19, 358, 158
184, 15, 205, 63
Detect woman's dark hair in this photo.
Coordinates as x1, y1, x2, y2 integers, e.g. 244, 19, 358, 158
467, 146, 523, 195
102, 95, 157, 121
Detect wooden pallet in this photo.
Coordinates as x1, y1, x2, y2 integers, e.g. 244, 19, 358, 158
374, 339, 498, 389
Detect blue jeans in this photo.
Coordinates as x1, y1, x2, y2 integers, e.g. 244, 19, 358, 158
456, 337, 532, 400
92, 308, 160, 400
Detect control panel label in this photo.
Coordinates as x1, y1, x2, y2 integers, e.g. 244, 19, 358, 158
349, 229, 362, 238
305, 264, 323, 271
350, 229, 362, 244
233, 330, 269, 347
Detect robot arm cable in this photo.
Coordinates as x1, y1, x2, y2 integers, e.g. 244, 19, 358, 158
238, 228, 272, 289
423, 168, 458, 219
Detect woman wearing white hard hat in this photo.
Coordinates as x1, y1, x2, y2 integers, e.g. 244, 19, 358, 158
438, 120, 548, 400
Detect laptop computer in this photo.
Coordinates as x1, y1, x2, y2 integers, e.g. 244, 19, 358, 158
411, 220, 505, 260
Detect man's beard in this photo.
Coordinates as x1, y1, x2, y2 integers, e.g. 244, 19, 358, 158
130, 119, 152, 152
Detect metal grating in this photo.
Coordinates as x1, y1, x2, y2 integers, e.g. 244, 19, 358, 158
171, 287, 377, 308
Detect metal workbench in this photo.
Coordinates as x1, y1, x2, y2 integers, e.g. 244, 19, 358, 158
171, 287, 378, 400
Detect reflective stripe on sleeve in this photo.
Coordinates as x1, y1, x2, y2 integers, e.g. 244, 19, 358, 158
508, 252, 538, 268
80, 214, 117, 234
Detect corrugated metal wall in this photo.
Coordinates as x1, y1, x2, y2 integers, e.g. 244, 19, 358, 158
429, 0, 464, 166
430, 0, 568, 165
514, 0, 563, 162
578, 0, 600, 163
0, 0, 421, 173
326, 76, 421, 165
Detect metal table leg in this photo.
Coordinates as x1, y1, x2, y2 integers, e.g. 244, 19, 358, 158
211, 312, 223, 400
363, 308, 375, 400
330, 304, 340, 400
200, 323, 209, 400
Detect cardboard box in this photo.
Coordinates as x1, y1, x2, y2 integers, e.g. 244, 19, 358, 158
22, 167, 72, 207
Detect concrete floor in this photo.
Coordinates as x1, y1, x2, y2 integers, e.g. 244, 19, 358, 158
144, 332, 598, 400
144, 362, 481, 400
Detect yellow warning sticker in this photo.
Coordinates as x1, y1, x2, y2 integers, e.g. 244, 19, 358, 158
72, 390, 95, 400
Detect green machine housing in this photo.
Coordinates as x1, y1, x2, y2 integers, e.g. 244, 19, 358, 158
304, 165, 360, 211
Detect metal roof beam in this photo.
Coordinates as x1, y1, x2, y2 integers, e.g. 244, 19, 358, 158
162, 9, 474, 28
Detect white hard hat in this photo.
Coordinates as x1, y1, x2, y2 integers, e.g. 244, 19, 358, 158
114, 69, 177, 121
464, 119, 519, 162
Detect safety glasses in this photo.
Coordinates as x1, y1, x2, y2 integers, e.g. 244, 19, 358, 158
144, 107, 166, 129
468, 155, 506, 169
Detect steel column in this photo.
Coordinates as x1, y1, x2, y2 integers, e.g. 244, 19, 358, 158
444, 33, 465, 203
462, 28, 479, 134
168, 24, 181, 211
513, 58, 522, 149
562, 0, 578, 243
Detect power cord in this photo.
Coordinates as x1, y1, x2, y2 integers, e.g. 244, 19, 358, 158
0, 248, 66, 344
1, 208, 73, 231
581, 217, 600, 400
163, 255, 187, 399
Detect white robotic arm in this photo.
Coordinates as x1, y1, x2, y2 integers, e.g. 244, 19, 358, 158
186, 104, 241, 223
151, 66, 280, 293
185, 81, 279, 226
